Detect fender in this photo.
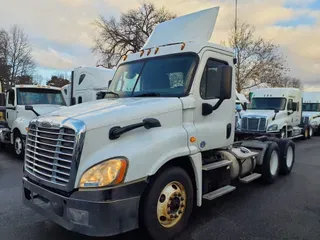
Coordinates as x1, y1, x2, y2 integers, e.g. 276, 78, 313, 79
12, 117, 31, 136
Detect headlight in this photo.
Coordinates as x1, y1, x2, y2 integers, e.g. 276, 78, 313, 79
267, 124, 278, 131
310, 121, 318, 127
79, 158, 128, 188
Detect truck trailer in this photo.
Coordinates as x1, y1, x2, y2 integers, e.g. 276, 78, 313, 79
22, 7, 296, 240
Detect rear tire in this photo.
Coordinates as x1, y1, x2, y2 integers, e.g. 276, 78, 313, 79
261, 142, 280, 184
278, 139, 295, 175
308, 126, 313, 139
301, 125, 309, 140
13, 131, 24, 159
141, 167, 194, 240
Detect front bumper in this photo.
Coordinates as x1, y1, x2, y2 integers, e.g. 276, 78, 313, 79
23, 176, 147, 237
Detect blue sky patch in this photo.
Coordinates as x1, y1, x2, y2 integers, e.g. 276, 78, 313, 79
275, 15, 316, 27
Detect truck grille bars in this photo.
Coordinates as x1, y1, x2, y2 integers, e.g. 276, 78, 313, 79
25, 124, 76, 186
241, 117, 267, 132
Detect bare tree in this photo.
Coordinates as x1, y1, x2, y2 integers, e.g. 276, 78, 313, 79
92, 2, 176, 66
223, 21, 288, 92
0, 25, 35, 89
47, 74, 70, 88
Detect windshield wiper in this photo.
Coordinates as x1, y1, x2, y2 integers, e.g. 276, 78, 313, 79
134, 92, 161, 97
103, 91, 120, 98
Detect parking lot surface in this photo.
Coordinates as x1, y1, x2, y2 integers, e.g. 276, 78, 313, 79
0, 138, 320, 240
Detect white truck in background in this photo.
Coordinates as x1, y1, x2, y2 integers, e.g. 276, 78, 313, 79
236, 88, 311, 140
0, 85, 67, 158
62, 66, 115, 106
22, 7, 296, 240
302, 91, 320, 135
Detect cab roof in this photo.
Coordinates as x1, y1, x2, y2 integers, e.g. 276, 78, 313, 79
119, 6, 233, 65
14, 85, 62, 91
251, 88, 302, 99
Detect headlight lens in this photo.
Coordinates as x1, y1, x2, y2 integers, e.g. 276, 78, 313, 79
79, 158, 128, 188
310, 121, 318, 127
267, 124, 278, 131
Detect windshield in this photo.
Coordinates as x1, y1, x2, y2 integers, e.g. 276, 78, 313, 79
107, 54, 197, 98
249, 97, 286, 110
17, 88, 66, 106
302, 103, 320, 112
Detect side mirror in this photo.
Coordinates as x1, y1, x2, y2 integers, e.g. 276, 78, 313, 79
25, 105, 40, 116
25, 105, 33, 111
243, 102, 247, 111
108, 80, 112, 88
292, 103, 297, 112
217, 65, 232, 100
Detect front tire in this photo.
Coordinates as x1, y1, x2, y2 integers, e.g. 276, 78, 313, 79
261, 142, 280, 184
308, 126, 313, 139
141, 167, 194, 240
13, 131, 24, 159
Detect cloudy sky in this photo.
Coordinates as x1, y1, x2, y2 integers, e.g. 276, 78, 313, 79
0, 0, 319, 90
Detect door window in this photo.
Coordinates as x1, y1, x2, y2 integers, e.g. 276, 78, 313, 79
200, 59, 228, 99
8, 90, 15, 105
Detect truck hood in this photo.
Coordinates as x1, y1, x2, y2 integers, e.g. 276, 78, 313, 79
47, 98, 182, 130
32, 105, 67, 116
241, 110, 276, 119
302, 111, 320, 118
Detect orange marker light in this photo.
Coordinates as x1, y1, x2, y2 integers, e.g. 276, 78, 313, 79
123, 55, 128, 61
154, 47, 159, 54
147, 49, 151, 56
190, 137, 196, 143
140, 50, 144, 57
181, 43, 186, 50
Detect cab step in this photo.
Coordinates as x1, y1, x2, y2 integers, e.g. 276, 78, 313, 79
202, 185, 236, 200
239, 173, 261, 183
202, 160, 232, 171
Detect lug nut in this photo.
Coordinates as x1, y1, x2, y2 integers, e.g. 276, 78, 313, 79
175, 214, 178, 218
181, 204, 185, 208
181, 198, 184, 201
178, 193, 181, 197
170, 215, 174, 219
179, 210, 183, 214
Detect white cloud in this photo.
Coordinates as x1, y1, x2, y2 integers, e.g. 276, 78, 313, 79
0, 0, 319, 87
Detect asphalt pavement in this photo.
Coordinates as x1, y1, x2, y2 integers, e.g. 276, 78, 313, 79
0, 138, 320, 240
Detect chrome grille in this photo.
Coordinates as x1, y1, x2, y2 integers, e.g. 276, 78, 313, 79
25, 124, 76, 186
241, 117, 267, 131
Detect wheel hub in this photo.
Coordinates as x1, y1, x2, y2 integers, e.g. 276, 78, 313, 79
157, 181, 186, 228
15, 137, 22, 155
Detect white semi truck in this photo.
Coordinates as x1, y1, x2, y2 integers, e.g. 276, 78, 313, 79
22, 7, 296, 240
302, 91, 320, 135
236, 88, 311, 139
62, 66, 115, 106
0, 85, 67, 158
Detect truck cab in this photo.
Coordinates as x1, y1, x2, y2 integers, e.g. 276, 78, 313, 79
236, 88, 309, 139
302, 91, 320, 135
22, 7, 296, 240
62, 66, 115, 106
0, 85, 66, 157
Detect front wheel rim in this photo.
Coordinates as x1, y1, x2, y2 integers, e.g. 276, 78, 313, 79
270, 150, 279, 176
305, 129, 309, 138
15, 137, 22, 155
157, 181, 187, 228
286, 146, 294, 168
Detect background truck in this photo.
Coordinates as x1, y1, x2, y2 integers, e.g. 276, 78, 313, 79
0, 85, 67, 158
62, 66, 115, 106
0, 83, 4, 121
302, 91, 320, 135
236, 88, 311, 139
22, 7, 296, 240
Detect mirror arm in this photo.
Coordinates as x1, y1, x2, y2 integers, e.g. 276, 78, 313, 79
211, 99, 224, 111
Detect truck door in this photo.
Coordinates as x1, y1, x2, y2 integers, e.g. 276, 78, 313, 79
6, 89, 17, 129
193, 52, 234, 150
